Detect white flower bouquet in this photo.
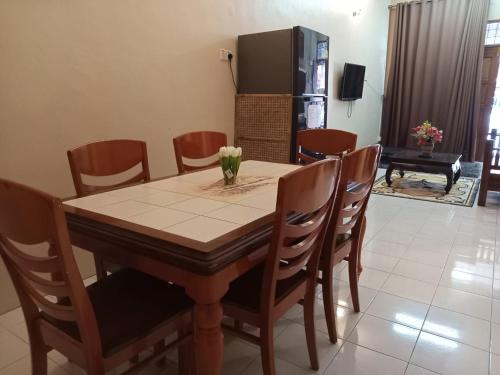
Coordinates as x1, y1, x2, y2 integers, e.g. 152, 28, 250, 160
219, 146, 242, 185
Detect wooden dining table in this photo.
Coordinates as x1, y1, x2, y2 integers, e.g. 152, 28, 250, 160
63, 160, 303, 375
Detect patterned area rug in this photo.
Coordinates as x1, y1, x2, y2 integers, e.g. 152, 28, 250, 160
372, 171, 480, 207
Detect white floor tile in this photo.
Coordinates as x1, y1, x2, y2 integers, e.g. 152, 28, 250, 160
0, 309, 24, 328
371, 231, 414, 246
392, 260, 443, 285
492, 353, 500, 375
336, 267, 389, 290
240, 356, 310, 375
381, 274, 436, 304
325, 341, 407, 375
491, 323, 500, 355
408, 236, 453, 253
284, 300, 362, 340
221, 335, 259, 375
366, 292, 429, 329
432, 286, 492, 321
364, 240, 408, 258
422, 306, 490, 351
361, 251, 399, 273
493, 299, 500, 323
405, 364, 439, 375
0, 356, 68, 375
274, 323, 342, 373
439, 267, 493, 297
333, 280, 378, 312
347, 314, 419, 361
445, 253, 494, 278
0, 330, 29, 370
400, 249, 448, 268
410, 332, 489, 375
451, 245, 495, 259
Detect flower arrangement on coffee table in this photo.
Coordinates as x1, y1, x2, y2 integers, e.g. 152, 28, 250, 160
411, 121, 443, 157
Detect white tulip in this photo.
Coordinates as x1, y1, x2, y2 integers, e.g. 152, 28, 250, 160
230, 147, 239, 157
222, 147, 230, 157
236, 147, 242, 156
219, 147, 226, 158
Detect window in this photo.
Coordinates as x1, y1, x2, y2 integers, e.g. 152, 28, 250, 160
486, 22, 500, 45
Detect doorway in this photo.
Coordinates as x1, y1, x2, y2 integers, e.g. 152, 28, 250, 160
478, 22, 500, 160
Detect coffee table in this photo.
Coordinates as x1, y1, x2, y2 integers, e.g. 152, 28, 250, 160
384, 150, 462, 194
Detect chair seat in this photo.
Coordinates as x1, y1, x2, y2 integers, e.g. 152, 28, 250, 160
42, 269, 192, 357
222, 264, 306, 314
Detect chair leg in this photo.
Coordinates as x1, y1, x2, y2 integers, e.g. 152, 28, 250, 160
260, 323, 276, 375
321, 266, 338, 343
304, 288, 319, 371
30, 337, 47, 375
358, 216, 367, 277
93, 255, 107, 280
348, 254, 360, 313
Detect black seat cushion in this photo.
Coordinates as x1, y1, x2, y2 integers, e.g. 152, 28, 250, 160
42, 269, 192, 357
222, 264, 306, 313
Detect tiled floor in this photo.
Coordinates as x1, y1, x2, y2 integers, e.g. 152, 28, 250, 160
2, 174, 500, 374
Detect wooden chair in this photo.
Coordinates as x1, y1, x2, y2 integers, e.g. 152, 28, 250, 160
0, 178, 192, 375
67, 139, 150, 197
67, 139, 150, 279
478, 139, 500, 206
296, 129, 357, 164
319, 144, 381, 343
173, 131, 227, 174
222, 158, 341, 375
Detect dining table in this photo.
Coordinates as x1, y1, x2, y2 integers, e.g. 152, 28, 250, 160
63, 160, 304, 375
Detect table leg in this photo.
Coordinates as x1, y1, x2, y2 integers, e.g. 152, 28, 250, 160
445, 170, 453, 194
193, 302, 224, 375
385, 165, 394, 186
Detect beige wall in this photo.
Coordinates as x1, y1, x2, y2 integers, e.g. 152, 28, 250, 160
0, 0, 390, 313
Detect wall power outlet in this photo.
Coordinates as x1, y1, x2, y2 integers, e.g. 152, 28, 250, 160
219, 49, 232, 61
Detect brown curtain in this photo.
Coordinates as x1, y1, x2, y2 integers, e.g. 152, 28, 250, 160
381, 0, 489, 161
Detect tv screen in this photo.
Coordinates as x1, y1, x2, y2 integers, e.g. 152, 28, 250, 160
339, 63, 366, 101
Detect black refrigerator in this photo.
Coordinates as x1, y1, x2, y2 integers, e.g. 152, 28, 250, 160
237, 26, 329, 162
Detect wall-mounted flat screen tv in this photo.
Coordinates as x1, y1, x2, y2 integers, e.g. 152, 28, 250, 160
339, 63, 366, 101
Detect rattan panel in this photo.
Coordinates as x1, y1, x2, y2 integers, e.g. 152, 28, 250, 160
235, 94, 292, 163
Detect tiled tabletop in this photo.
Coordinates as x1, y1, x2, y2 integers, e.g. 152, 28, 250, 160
64, 161, 301, 244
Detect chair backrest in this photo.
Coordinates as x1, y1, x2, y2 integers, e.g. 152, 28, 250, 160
67, 139, 150, 197
296, 129, 357, 164
324, 145, 381, 254
0, 178, 102, 357
261, 158, 341, 312
173, 131, 227, 174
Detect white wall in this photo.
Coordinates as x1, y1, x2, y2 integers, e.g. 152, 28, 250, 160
0, 0, 390, 313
